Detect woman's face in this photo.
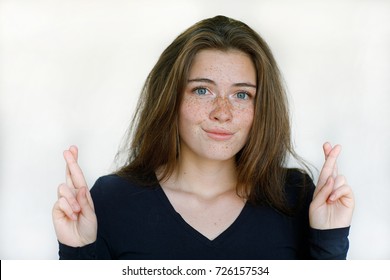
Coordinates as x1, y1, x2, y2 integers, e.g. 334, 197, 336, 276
178, 49, 257, 162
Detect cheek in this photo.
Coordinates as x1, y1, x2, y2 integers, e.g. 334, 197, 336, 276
236, 107, 254, 130
179, 97, 211, 123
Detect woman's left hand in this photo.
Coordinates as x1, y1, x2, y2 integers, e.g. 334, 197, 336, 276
309, 142, 355, 229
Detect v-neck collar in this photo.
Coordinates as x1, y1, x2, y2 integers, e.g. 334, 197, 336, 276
155, 185, 250, 246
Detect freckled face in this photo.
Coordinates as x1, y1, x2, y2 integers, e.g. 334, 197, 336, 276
179, 49, 257, 162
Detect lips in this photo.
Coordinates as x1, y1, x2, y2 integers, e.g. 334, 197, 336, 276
203, 128, 234, 141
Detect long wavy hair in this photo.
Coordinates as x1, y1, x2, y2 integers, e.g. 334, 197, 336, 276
116, 15, 312, 214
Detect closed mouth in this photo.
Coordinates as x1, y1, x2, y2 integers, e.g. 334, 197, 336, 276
203, 128, 234, 140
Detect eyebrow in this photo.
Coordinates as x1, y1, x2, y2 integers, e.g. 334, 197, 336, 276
187, 78, 257, 89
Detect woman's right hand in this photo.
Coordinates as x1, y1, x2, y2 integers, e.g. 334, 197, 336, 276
52, 146, 97, 247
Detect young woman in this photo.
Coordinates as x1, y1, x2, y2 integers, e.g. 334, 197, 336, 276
53, 15, 354, 259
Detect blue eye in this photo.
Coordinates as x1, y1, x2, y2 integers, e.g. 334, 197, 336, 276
194, 87, 207, 95
236, 92, 249, 100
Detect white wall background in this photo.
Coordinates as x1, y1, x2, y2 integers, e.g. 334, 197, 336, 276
1, 0, 389, 259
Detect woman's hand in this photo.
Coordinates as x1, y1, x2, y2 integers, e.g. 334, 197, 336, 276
52, 146, 97, 247
309, 143, 355, 229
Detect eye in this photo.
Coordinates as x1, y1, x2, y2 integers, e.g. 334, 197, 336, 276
194, 87, 208, 95
236, 91, 250, 100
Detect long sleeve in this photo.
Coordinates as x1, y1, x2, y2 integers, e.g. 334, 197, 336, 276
58, 237, 112, 260
59, 242, 98, 260
309, 227, 350, 259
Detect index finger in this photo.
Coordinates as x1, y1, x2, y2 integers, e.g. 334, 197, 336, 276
63, 149, 88, 189
317, 144, 341, 187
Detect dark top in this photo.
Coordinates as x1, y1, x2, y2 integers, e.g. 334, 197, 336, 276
58, 170, 350, 259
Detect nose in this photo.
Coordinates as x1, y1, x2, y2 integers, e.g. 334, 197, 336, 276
209, 96, 233, 122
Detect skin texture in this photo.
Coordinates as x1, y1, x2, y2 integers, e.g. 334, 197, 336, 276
178, 49, 256, 164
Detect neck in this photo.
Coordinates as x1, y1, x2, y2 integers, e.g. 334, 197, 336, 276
161, 155, 238, 199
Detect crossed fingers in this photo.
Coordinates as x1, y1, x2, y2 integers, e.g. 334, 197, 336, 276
314, 143, 341, 197
63, 146, 88, 190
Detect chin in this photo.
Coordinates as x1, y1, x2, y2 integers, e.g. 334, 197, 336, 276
200, 150, 238, 162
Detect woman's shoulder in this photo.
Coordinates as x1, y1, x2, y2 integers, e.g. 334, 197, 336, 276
90, 173, 157, 198
90, 174, 161, 217
283, 168, 315, 209
285, 168, 315, 189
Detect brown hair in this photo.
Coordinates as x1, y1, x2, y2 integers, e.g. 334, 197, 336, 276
116, 15, 311, 214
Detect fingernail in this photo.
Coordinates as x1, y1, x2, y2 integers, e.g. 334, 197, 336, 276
71, 213, 78, 220
329, 194, 336, 201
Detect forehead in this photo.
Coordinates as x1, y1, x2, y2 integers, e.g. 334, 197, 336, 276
188, 49, 257, 83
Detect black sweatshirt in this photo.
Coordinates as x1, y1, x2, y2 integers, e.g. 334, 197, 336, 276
59, 170, 349, 259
